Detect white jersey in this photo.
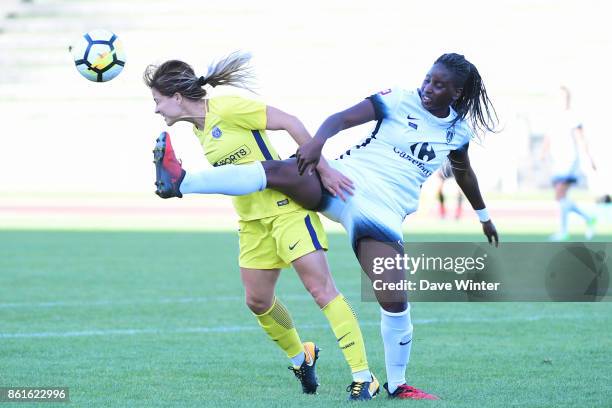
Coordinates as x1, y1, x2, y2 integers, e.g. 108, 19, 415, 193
335, 87, 473, 219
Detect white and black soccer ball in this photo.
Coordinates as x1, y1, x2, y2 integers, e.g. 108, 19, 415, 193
70, 29, 126, 82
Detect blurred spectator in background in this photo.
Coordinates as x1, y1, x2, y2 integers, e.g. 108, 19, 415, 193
541, 86, 597, 240
434, 159, 464, 219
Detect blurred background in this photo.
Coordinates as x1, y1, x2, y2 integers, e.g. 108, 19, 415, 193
1, 0, 610, 235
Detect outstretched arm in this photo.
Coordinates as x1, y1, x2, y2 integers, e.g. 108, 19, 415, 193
448, 145, 499, 247
296, 99, 376, 175
266, 105, 311, 144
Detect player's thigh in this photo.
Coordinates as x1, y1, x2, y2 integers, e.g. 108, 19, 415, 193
238, 219, 287, 270
554, 180, 571, 199
356, 237, 406, 286
274, 211, 335, 306
271, 210, 329, 266
262, 158, 323, 210
341, 202, 406, 309
356, 237, 407, 310
342, 198, 404, 255
292, 250, 339, 307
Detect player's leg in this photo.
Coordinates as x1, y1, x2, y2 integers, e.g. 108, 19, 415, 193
354, 236, 437, 400
298, 253, 379, 383
153, 132, 323, 209
241, 267, 320, 394
241, 267, 305, 364
292, 252, 379, 400
239, 219, 318, 394
441, 161, 463, 220
551, 180, 571, 240
274, 211, 376, 399
154, 131, 267, 197
261, 159, 323, 210
552, 178, 595, 240
184, 157, 324, 210
455, 191, 464, 219
435, 172, 446, 219
323, 188, 436, 399
437, 160, 457, 219
557, 181, 596, 238
356, 238, 407, 312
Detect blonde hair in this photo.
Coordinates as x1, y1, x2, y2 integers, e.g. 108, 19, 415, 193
143, 51, 256, 99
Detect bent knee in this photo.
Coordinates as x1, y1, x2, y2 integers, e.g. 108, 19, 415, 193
302, 280, 338, 308
245, 295, 274, 315
379, 301, 408, 314
311, 287, 339, 308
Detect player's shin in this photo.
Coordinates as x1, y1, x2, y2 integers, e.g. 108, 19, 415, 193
380, 305, 413, 394
322, 294, 371, 381
254, 297, 304, 363
180, 162, 267, 195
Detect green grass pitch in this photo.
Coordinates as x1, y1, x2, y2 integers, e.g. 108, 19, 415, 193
1, 230, 611, 407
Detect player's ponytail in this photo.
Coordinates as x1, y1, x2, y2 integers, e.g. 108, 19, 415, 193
435, 53, 498, 135
201, 51, 256, 92
143, 51, 255, 100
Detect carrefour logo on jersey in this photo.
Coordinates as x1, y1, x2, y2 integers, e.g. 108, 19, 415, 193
393, 147, 433, 176
409, 142, 436, 162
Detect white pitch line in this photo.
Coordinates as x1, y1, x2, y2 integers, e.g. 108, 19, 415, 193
4, 294, 609, 310
0, 314, 594, 340
0, 293, 329, 309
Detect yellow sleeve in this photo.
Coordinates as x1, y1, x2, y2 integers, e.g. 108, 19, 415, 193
216, 96, 267, 130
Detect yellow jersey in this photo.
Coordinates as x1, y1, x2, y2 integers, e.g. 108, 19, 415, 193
193, 95, 301, 221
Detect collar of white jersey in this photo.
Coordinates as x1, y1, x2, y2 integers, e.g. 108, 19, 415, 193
412, 88, 457, 125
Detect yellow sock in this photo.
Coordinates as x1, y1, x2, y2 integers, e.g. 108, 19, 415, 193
322, 294, 369, 372
254, 297, 304, 360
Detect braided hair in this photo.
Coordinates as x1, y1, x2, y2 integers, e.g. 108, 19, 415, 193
435, 53, 498, 135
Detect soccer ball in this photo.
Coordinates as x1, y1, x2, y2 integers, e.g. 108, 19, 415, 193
70, 29, 126, 82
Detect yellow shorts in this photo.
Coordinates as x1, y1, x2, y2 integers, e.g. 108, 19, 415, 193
238, 210, 328, 269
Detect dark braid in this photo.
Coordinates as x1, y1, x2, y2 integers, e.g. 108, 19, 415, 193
435, 53, 498, 135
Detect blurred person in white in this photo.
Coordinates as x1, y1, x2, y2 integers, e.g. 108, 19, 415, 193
541, 86, 597, 240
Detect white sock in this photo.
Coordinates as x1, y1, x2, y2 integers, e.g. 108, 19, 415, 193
352, 369, 373, 383
559, 198, 570, 235
380, 306, 413, 394
291, 351, 305, 367
179, 162, 267, 195
564, 198, 591, 221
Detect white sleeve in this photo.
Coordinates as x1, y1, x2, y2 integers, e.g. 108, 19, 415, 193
366, 87, 402, 120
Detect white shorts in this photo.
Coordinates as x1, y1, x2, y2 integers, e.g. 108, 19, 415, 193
318, 160, 405, 253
